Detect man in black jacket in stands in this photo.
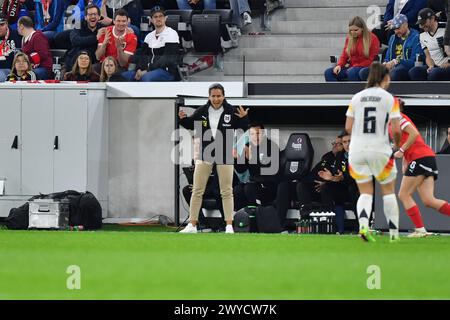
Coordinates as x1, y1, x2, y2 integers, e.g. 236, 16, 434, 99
65, 4, 102, 71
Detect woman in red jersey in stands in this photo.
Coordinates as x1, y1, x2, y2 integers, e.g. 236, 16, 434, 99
393, 100, 450, 237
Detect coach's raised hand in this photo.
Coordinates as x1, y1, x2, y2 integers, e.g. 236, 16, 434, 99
235, 105, 249, 118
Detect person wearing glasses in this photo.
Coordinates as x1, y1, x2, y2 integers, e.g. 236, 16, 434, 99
65, 4, 103, 71
63, 50, 99, 81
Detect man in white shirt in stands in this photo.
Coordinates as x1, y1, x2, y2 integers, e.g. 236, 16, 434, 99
122, 6, 180, 81
408, 8, 450, 80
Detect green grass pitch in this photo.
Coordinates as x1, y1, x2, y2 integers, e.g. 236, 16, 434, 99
1, 225, 449, 300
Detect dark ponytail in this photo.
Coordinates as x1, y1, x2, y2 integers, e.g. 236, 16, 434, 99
366, 62, 389, 88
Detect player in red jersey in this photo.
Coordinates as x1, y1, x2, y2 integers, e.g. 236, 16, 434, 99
393, 101, 450, 237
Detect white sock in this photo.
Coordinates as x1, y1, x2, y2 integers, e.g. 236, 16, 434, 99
357, 194, 373, 229
416, 227, 426, 233
383, 193, 399, 238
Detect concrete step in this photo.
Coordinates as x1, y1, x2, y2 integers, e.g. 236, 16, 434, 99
223, 61, 330, 76
188, 74, 325, 83
225, 48, 341, 61
270, 20, 349, 34
238, 34, 346, 48
280, 7, 385, 21
284, 0, 387, 8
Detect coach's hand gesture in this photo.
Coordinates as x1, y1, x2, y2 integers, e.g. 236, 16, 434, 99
235, 106, 249, 118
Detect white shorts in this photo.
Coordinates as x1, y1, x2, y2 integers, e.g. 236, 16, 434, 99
348, 151, 397, 184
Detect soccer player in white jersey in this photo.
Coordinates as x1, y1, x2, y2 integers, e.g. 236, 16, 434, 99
345, 62, 402, 242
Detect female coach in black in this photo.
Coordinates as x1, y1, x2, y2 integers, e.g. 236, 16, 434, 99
178, 83, 249, 233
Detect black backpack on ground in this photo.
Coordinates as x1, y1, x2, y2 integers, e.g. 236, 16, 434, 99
233, 206, 258, 233
256, 205, 283, 233
4, 194, 45, 230
5, 203, 30, 230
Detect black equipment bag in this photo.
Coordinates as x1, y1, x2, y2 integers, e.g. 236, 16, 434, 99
5, 190, 102, 230
256, 205, 283, 233
5, 203, 30, 230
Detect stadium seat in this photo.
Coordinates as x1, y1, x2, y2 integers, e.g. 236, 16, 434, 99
203, 9, 240, 48
50, 49, 67, 80
191, 13, 222, 53
165, 14, 181, 31
279, 133, 314, 222
165, 10, 196, 49
280, 133, 314, 182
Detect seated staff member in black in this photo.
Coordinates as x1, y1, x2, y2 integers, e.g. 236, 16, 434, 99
234, 122, 281, 210
178, 83, 249, 234
317, 132, 360, 234
297, 134, 344, 207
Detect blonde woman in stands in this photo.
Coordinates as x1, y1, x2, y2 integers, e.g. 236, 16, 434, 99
324, 16, 380, 81
6, 52, 36, 81
99, 56, 125, 82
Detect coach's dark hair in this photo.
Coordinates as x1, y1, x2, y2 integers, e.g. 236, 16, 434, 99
208, 83, 225, 96
114, 8, 129, 20
18, 16, 34, 28
248, 122, 265, 130
85, 4, 101, 16
366, 62, 389, 88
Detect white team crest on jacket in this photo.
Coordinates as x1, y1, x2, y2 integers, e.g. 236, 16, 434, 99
224, 114, 231, 123
290, 162, 299, 173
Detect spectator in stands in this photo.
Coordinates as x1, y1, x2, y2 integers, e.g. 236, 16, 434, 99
17, 16, 53, 79
408, 8, 450, 80
360, 14, 423, 81
0, 12, 22, 81
175, 0, 215, 10
95, 8, 137, 69
104, 0, 142, 29
373, 0, 427, 45
99, 55, 125, 81
438, 125, 450, 154
229, 0, 252, 27
65, 3, 102, 70
63, 50, 99, 80
123, 6, 179, 81
6, 51, 36, 80
1, 0, 30, 29
34, 0, 70, 37
76, 0, 112, 25
324, 16, 380, 82
317, 132, 359, 234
